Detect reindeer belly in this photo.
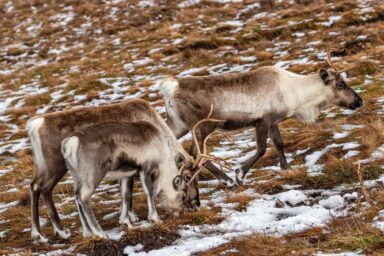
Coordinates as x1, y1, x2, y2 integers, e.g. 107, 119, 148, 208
104, 151, 140, 180
221, 119, 260, 130
104, 169, 138, 180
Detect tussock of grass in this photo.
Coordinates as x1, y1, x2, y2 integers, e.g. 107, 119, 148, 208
323, 217, 384, 254
75, 226, 179, 256
256, 180, 284, 195
360, 119, 384, 156
203, 216, 384, 256
226, 194, 254, 212
180, 207, 223, 226
201, 233, 313, 256
66, 76, 109, 95
24, 92, 52, 107
1, 150, 34, 185
283, 160, 384, 189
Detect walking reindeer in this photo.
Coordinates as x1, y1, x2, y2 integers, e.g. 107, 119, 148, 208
26, 99, 199, 242
161, 49, 363, 185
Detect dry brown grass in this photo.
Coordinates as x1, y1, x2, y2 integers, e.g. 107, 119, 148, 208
281, 159, 383, 190
201, 233, 313, 256
360, 119, 384, 156
1, 0, 384, 254
202, 216, 384, 256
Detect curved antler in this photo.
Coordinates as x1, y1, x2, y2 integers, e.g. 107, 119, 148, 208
190, 105, 225, 168
186, 105, 235, 184
326, 48, 339, 73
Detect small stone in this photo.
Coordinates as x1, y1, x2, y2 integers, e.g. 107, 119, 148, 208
275, 199, 285, 208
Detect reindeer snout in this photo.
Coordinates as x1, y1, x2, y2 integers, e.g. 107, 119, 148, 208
357, 98, 363, 108
188, 199, 200, 210
350, 97, 363, 110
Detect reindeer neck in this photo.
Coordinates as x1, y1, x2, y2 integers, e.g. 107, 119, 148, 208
284, 73, 332, 123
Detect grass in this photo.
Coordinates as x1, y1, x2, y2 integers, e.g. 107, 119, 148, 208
282, 160, 384, 190
0, 0, 384, 254
360, 119, 384, 156
202, 216, 384, 256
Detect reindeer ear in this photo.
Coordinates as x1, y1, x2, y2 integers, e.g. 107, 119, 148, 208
173, 175, 182, 189
175, 153, 185, 169
319, 69, 331, 85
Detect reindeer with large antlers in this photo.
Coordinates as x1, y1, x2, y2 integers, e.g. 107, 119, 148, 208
178, 105, 234, 210
161, 49, 363, 185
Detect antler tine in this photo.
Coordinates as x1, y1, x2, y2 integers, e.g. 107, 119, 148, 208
188, 166, 204, 185
188, 158, 234, 185
191, 104, 225, 167
188, 105, 237, 184
178, 163, 188, 176
326, 48, 339, 73
187, 130, 235, 185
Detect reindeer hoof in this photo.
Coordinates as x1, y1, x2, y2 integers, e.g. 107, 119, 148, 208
235, 169, 245, 185
222, 178, 235, 187
97, 232, 109, 239
128, 211, 139, 223
149, 218, 162, 225
55, 228, 71, 239
119, 217, 134, 229
83, 231, 108, 239
32, 231, 49, 243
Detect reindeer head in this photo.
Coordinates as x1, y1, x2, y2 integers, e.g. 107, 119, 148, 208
175, 106, 233, 211
319, 49, 363, 110
173, 157, 200, 211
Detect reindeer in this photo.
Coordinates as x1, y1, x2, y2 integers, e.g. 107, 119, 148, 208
26, 99, 198, 242
60, 108, 230, 239
161, 49, 363, 185
61, 121, 190, 239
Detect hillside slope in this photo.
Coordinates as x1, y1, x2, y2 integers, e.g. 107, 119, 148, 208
0, 0, 384, 255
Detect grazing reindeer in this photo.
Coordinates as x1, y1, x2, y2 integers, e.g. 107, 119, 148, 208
26, 99, 196, 242
178, 106, 234, 209
61, 121, 189, 239
161, 50, 363, 185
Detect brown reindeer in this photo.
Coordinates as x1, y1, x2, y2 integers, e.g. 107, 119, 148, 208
161, 50, 363, 185
27, 99, 197, 242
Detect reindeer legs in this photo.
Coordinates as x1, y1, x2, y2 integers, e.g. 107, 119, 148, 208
269, 124, 289, 170
119, 177, 139, 228
139, 170, 161, 224
237, 121, 269, 184
74, 180, 107, 239
42, 189, 71, 239
30, 179, 47, 243
31, 168, 69, 242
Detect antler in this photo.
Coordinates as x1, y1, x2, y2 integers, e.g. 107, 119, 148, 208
186, 105, 234, 184
326, 48, 340, 73
190, 105, 225, 168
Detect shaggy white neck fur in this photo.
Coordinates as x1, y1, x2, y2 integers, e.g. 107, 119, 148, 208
279, 70, 333, 123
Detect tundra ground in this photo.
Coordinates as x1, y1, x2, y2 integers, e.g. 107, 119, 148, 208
0, 0, 384, 255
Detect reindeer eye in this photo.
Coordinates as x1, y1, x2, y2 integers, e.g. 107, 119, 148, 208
336, 81, 345, 89
184, 175, 191, 182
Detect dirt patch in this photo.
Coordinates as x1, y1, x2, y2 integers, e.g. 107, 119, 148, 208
75, 226, 179, 256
